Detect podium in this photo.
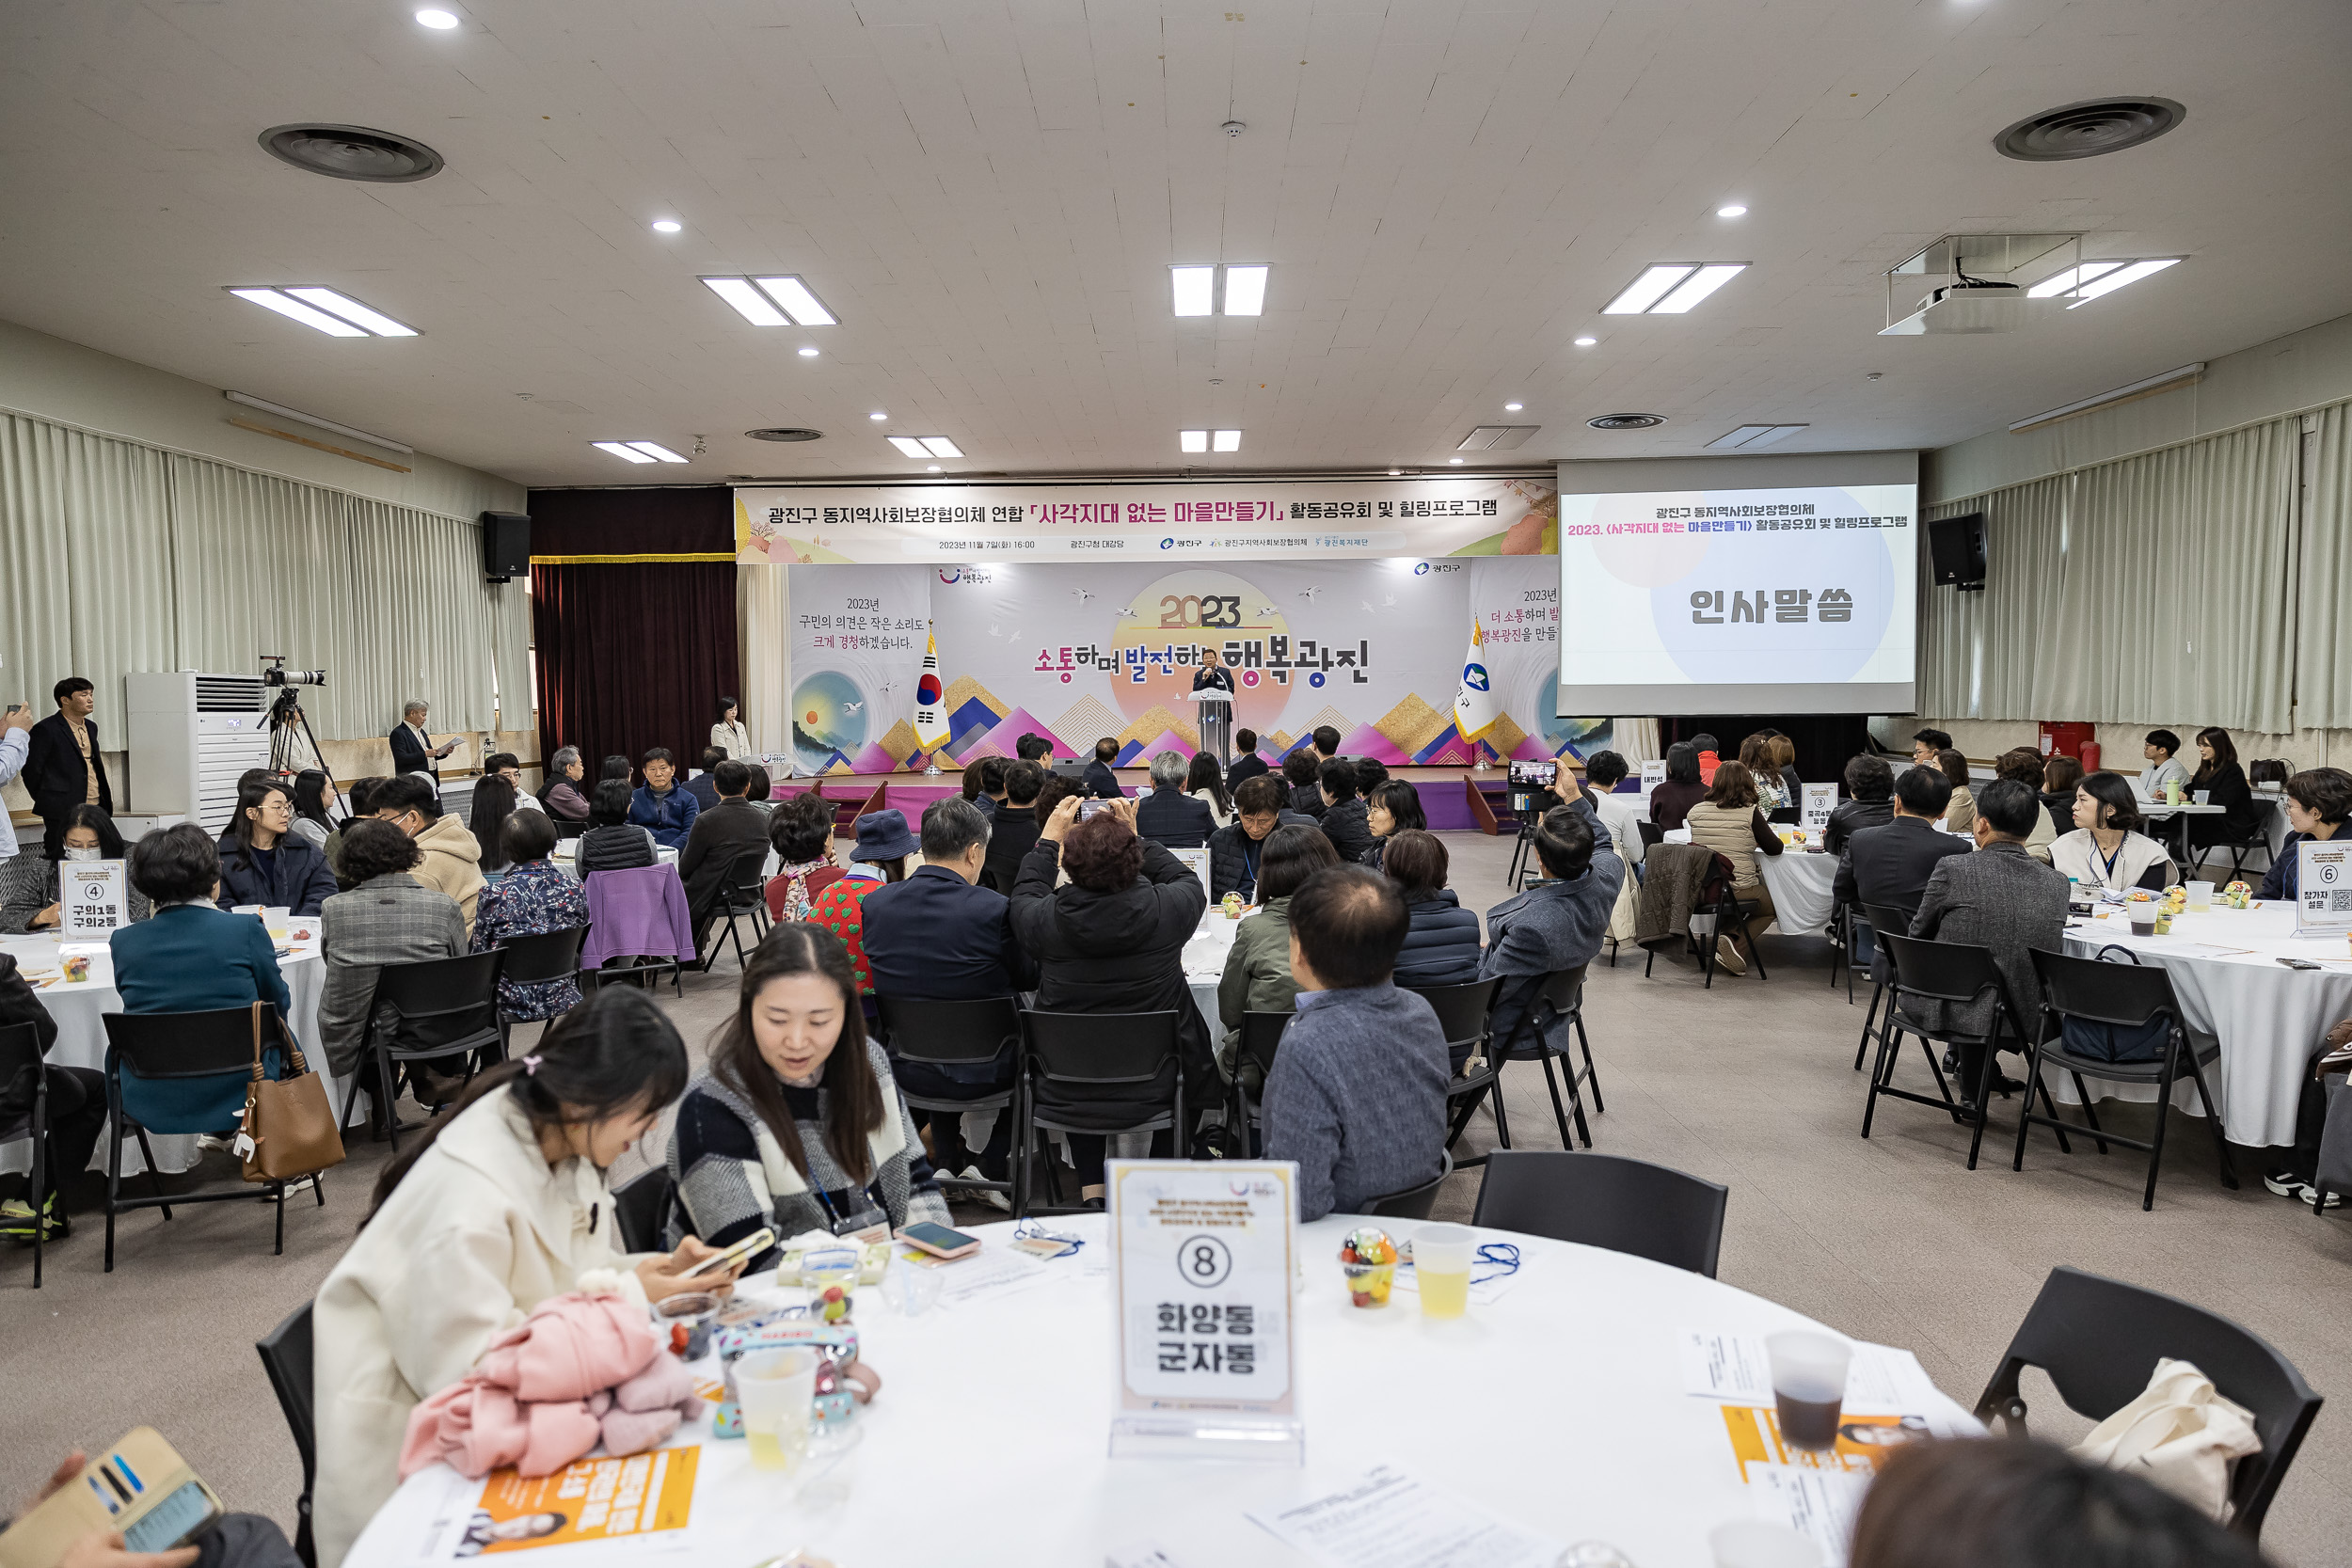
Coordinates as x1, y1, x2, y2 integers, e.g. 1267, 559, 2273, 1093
1189, 687, 1232, 766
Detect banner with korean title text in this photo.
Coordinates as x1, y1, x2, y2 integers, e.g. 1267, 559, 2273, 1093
777, 551, 1606, 777
734, 476, 1558, 564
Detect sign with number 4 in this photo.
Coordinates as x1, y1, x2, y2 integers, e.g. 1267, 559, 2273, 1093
1109, 1159, 1301, 1461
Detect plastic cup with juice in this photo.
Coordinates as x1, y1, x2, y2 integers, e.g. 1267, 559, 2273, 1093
733, 1347, 817, 1472
1412, 1223, 1476, 1319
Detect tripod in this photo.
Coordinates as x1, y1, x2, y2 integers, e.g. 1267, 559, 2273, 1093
268, 689, 346, 823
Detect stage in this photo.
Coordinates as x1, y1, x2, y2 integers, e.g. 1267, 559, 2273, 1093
773, 763, 1566, 837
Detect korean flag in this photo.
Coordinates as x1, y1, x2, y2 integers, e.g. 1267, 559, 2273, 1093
914, 630, 949, 751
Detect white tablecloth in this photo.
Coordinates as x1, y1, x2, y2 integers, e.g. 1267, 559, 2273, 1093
0, 928, 332, 1177
348, 1213, 1978, 1568
2058, 902, 2352, 1146
1183, 908, 1245, 1037
1757, 851, 1838, 939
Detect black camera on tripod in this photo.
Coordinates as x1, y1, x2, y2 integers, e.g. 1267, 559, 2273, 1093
262, 656, 327, 689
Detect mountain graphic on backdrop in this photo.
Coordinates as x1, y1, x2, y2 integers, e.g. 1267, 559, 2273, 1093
954, 707, 1062, 763
850, 717, 922, 773
1374, 693, 1451, 757
1336, 724, 1410, 765
941, 675, 1007, 756
1051, 695, 1125, 760
1113, 705, 1196, 763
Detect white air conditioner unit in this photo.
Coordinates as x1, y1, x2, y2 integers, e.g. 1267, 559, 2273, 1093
126, 672, 271, 833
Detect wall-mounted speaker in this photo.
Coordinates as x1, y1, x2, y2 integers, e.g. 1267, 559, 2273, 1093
482, 511, 532, 581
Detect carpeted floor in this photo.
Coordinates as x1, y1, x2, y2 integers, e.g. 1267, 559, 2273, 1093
5, 830, 2345, 1562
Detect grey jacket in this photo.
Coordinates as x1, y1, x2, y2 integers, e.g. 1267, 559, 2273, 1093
1262, 983, 1451, 1222
1907, 842, 2070, 1039
1482, 796, 1623, 1053
317, 872, 467, 1077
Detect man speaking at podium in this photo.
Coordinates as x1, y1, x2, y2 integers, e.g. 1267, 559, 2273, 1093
1190, 646, 1235, 765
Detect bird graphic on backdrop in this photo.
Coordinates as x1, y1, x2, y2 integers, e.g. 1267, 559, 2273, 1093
842, 702, 863, 715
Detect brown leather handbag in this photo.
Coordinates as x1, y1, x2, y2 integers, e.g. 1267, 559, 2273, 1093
238, 1002, 347, 1183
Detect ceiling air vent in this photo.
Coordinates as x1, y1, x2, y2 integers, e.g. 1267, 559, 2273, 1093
1994, 99, 2185, 162
746, 428, 824, 442
1457, 425, 1539, 451
259, 124, 445, 182
1586, 413, 1665, 431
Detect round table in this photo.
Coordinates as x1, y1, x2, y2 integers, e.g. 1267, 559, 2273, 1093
348, 1213, 1979, 1568
2058, 901, 2352, 1146
0, 927, 331, 1177
1182, 907, 1245, 1037
1757, 850, 1838, 939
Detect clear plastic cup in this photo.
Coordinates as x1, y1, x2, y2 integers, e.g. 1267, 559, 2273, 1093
734, 1347, 817, 1472
802, 1246, 858, 1323
2187, 880, 2214, 911
1765, 1330, 1851, 1450
898, 1259, 943, 1316
1709, 1520, 1823, 1568
1412, 1224, 1475, 1319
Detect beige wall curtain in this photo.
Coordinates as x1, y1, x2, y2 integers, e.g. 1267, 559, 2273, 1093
2296, 404, 2352, 729
1920, 416, 2302, 732
738, 563, 790, 763
0, 410, 529, 739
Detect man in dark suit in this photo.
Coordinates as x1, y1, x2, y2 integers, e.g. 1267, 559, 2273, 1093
24, 677, 111, 860
1226, 727, 1270, 795
1313, 758, 1376, 863
863, 797, 1039, 1194
677, 759, 771, 943
1206, 772, 1311, 900
981, 761, 1045, 892
1480, 776, 1625, 1066
1135, 750, 1216, 848
388, 699, 456, 783
1910, 781, 2070, 1093
1835, 764, 1970, 924
1082, 737, 1125, 800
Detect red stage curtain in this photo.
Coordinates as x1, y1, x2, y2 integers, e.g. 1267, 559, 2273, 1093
528, 487, 739, 773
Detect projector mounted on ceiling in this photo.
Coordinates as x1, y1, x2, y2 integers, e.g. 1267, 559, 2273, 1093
1881, 233, 2082, 336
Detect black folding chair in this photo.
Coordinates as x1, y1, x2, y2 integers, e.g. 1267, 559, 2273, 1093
1471, 1149, 1728, 1276
1865, 930, 2070, 1169
101, 1008, 315, 1272
877, 994, 1024, 1211
491, 924, 592, 1045
255, 1303, 319, 1568
0, 1021, 52, 1288
1362, 1149, 1454, 1220
1405, 977, 1506, 1168
2204, 799, 2277, 884
335, 950, 506, 1151
702, 846, 774, 971
1975, 1266, 2321, 1542
1851, 901, 1911, 1071
1487, 966, 1600, 1149
612, 1169, 675, 1253
1224, 1010, 1292, 1159
1017, 1009, 1185, 1217
2018, 947, 2236, 1209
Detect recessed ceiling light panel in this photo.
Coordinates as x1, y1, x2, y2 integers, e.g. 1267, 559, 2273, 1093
2067, 258, 2180, 306
1179, 430, 1208, 453
888, 436, 930, 458
230, 286, 418, 338
593, 441, 656, 463
1650, 263, 1748, 313
918, 436, 962, 458
1212, 430, 1242, 452
229, 289, 366, 337
415, 8, 460, 27
1716, 204, 1747, 217
1171, 266, 1216, 317
282, 287, 417, 337
755, 277, 836, 326
702, 277, 788, 325
651, 219, 682, 234
1574, 336, 1598, 347
1602, 266, 1695, 315
626, 442, 688, 463
1706, 423, 1808, 451
1602, 263, 1746, 315
1222, 266, 1268, 316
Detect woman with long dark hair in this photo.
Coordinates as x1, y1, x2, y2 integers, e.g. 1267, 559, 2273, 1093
1649, 742, 1708, 831
669, 924, 948, 1260
1185, 751, 1232, 826
468, 775, 518, 874
290, 768, 338, 851
310, 988, 734, 1568
2185, 725, 2259, 869
215, 774, 338, 913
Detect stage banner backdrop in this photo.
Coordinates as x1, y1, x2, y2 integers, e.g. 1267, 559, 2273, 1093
782, 554, 1605, 776
736, 477, 1558, 564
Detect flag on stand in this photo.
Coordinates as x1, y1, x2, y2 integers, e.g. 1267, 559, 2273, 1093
1452, 619, 1501, 748
913, 630, 949, 752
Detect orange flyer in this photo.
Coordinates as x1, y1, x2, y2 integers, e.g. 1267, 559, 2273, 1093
455, 1448, 699, 1555
1721, 1405, 1931, 1482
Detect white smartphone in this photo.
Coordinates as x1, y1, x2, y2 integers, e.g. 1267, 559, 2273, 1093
685, 1227, 772, 1277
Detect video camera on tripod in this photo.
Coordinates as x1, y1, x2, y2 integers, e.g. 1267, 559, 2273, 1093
259, 657, 341, 818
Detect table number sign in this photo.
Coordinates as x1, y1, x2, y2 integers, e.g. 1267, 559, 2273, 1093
59, 859, 127, 938
1640, 759, 1667, 794
1109, 1159, 1302, 1462
2295, 840, 2352, 937
1801, 784, 1836, 834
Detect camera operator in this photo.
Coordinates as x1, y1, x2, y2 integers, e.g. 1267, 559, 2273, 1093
389, 699, 457, 784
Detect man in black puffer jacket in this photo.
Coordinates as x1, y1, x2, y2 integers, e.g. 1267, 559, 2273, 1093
1206, 774, 1313, 901
1314, 758, 1376, 864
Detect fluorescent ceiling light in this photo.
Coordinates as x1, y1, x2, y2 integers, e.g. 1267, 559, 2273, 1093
1171, 266, 1216, 317
1222, 266, 1268, 316
230, 288, 365, 336
593, 441, 656, 463
1212, 430, 1241, 452
223, 390, 413, 452
919, 436, 962, 458
702, 277, 788, 325
651, 219, 682, 234
2026, 261, 2126, 299
1179, 430, 1209, 453
1707, 423, 1807, 451
1716, 205, 1747, 217
415, 8, 459, 27
2068, 258, 2180, 307
888, 436, 930, 458
1601, 266, 1695, 314
755, 276, 836, 326
282, 287, 417, 337
1650, 263, 1747, 313
626, 442, 688, 463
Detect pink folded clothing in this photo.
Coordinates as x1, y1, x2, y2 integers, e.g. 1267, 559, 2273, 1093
402, 1291, 695, 1481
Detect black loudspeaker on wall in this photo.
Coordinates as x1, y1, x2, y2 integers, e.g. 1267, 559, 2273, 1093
1928, 511, 1987, 591
482, 511, 532, 581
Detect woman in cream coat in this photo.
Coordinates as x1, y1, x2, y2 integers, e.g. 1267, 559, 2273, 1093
310, 990, 739, 1568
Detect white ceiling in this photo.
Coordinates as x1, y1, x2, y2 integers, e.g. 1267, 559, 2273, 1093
3, 0, 2348, 487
